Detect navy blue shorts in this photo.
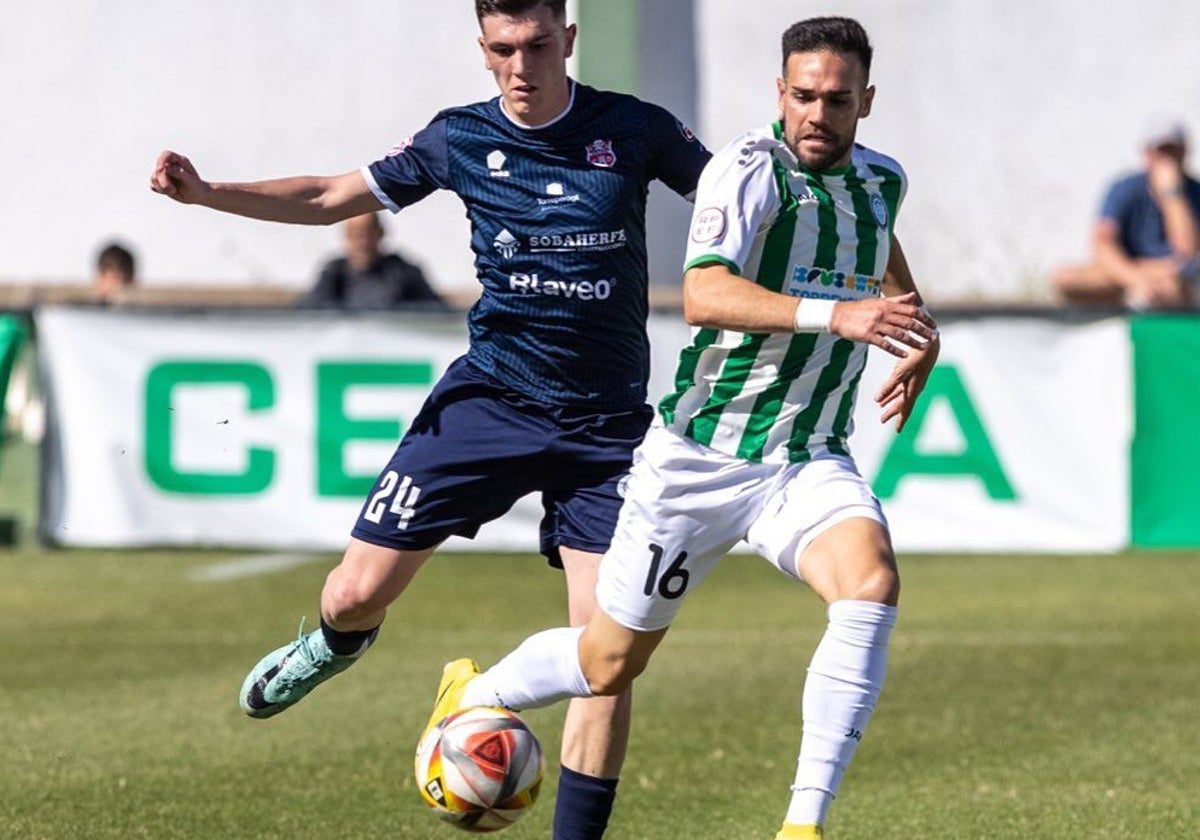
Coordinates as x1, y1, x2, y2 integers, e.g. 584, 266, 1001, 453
350, 356, 653, 567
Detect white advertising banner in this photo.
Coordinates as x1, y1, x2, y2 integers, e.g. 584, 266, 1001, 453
37, 308, 1130, 553
849, 317, 1131, 552
38, 308, 541, 551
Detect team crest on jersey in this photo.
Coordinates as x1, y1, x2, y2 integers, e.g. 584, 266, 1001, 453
691, 207, 726, 243
385, 136, 414, 157
585, 139, 617, 168
870, 193, 889, 229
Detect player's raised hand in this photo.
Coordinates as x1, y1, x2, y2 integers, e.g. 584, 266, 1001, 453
829, 292, 937, 357
875, 331, 939, 431
150, 150, 207, 204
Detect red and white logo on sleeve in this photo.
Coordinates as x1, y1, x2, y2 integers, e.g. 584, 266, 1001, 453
385, 136, 415, 157
691, 207, 727, 243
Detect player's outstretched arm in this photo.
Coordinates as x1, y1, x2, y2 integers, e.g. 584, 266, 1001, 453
683, 262, 800, 333
149, 150, 382, 226
684, 261, 936, 357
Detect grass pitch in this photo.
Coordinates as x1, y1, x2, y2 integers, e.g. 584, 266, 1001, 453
1, 443, 1198, 838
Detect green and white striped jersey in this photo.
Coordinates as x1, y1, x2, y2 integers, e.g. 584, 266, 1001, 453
660, 122, 906, 464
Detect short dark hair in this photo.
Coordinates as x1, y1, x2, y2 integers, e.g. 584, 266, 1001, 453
475, 0, 566, 23
781, 17, 873, 80
96, 241, 136, 280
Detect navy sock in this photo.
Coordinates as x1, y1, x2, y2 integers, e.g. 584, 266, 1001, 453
552, 766, 619, 840
319, 618, 379, 657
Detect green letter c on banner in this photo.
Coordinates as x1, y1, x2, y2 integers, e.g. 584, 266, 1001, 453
144, 361, 276, 494
873, 365, 1016, 501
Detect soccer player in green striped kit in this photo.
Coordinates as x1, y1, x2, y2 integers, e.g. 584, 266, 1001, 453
426, 16, 940, 838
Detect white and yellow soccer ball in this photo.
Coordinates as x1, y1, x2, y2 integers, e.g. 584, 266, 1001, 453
415, 706, 544, 833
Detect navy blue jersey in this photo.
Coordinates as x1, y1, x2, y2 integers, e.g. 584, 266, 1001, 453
363, 81, 710, 411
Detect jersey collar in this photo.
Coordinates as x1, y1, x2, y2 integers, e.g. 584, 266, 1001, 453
498, 79, 577, 131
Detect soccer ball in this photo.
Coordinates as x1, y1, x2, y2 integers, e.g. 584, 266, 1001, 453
415, 706, 544, 833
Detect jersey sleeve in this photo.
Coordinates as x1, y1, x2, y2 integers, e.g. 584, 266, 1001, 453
644, 103, 711, 200
683, 134, 780, 275
362, 117, 452, 213
894, 164, 909, 216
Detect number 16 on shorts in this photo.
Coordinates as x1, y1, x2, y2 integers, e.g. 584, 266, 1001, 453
643, 544, 689, 599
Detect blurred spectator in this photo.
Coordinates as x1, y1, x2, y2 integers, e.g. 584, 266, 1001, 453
301, 212, 445, 310
1052, 117, 1200, 309
92, 241, 137, 304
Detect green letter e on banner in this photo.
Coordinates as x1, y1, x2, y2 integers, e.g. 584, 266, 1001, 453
315, 361, 434, 497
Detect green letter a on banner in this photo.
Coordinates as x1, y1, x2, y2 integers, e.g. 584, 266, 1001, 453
873, 365, 1016, 500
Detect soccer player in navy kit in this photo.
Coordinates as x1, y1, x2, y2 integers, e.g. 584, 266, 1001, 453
148, 1, 710, 837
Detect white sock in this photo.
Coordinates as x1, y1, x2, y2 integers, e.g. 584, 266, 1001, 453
785, 599, 897, 827
462, 626, 593, 711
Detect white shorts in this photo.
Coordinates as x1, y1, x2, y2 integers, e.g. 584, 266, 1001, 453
596, 425, 888, 632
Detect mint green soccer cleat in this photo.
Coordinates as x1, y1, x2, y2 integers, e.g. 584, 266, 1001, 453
239, 619, 357, 719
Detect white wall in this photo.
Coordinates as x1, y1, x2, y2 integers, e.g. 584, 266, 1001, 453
3, 1, 1198, 301
696, 0, 1200, 301
1, 1, 495, 290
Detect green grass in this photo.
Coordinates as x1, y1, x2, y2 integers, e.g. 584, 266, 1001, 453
1, 442, 1199, 838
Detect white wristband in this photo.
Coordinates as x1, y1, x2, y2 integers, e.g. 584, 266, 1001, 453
793, 298, 836, 333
